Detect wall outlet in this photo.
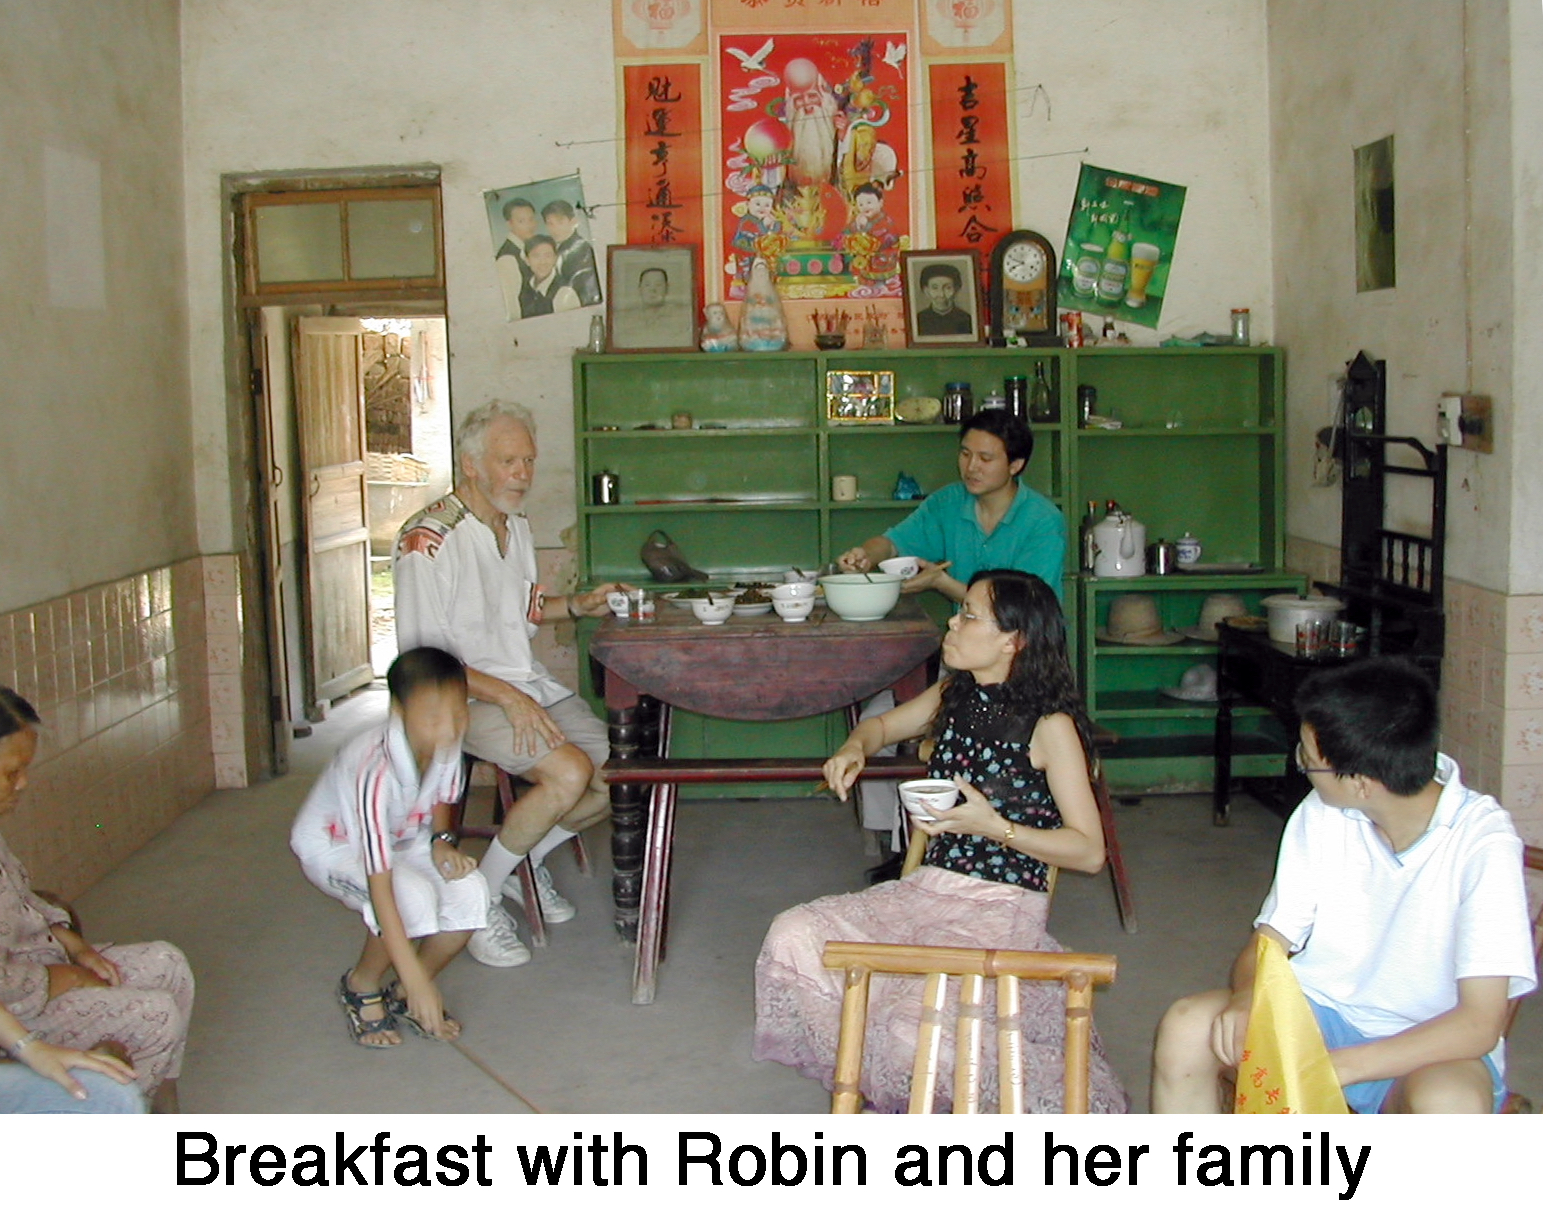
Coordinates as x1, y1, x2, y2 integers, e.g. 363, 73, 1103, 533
1438, 393, 1493, 453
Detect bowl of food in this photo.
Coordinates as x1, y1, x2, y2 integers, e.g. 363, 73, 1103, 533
898, 778, 960, 818
878, 556, 920, 580
732, 587, 774, 616
818, 573, 903, 621
772, 596, 815, 623
689, 596, 735, 625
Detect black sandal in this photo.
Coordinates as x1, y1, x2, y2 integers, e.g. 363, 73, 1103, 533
337, 972, 399, 1048
387, 983, 459, 1042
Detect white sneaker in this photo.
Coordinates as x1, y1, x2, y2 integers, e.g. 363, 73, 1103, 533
466, 905, 531, 967
503, 863, 577, 923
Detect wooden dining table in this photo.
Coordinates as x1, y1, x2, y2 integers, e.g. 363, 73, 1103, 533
587, 595, 942, 999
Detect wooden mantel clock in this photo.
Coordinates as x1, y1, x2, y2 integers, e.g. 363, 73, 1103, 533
989, 229, 1060, 346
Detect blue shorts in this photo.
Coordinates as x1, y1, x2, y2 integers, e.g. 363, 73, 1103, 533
1308, 1000, 1505, 1113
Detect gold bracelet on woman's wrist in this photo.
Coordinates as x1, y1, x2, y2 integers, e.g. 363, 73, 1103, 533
1001, 822, 1016, 845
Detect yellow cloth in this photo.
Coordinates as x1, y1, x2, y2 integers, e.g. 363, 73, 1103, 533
1235, 932, 1348, 1113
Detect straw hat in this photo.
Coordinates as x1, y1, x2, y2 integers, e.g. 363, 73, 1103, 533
1181, 593, 1249, 643
1160, 663, 1220, 702
1097, 594, 1184, 646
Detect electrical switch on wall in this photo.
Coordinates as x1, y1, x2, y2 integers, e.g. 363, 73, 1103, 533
1437, 393, 1493, 453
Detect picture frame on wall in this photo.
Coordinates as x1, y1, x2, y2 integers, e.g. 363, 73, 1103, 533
900, 250, 986, 348
605, 244, 699, 353
825, 370, 896, 425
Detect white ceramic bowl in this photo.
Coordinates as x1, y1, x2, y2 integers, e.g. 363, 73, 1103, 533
771, 581, 816, 601
773, 596, 815, 622
819, 573, 903, 621
690, 597, 735, 625
783, 568, 821, 584
899, 778, 960, 818
878, 556, 920, 579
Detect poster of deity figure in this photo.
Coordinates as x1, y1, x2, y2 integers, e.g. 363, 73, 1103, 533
719, 31, 911, 301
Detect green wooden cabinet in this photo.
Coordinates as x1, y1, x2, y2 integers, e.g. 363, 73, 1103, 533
572, 345, 1289, 795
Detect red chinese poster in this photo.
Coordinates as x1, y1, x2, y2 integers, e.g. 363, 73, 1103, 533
928, 61, 1012, 253
718, 31, 912, 300
623, 64, 706, 250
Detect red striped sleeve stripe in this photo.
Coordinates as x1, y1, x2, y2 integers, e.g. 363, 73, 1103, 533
355, 746, 394, 875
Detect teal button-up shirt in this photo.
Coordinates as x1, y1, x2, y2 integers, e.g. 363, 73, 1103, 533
883, 481, 1067, 602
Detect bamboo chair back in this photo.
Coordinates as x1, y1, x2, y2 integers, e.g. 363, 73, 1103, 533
822, 941, 1116, 1114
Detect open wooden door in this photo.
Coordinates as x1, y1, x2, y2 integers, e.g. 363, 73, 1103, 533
293, 316, 374, 715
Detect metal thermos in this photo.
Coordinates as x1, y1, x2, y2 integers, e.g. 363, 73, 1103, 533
1148, 540, 1178, 575
592, 470, 619, 505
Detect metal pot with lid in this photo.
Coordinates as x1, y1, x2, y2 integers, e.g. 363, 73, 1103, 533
1262, 593, 1345, 644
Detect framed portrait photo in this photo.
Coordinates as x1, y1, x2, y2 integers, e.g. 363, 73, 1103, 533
901, 250, 986, 348
605, 244, 699, 353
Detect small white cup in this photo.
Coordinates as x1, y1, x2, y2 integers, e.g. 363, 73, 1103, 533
606, 590, 630, 618
898, 778, 961, 817
831, 474, 858, 502
878, 556, 920, 579
773, 596, 814, 622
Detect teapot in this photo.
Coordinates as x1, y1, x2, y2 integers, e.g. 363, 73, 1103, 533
1092, 509, 1147, 578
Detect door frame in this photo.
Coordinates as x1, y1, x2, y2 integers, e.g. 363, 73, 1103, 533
225, 166, 446, 778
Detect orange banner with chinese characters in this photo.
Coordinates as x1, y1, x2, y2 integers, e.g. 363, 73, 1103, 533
623, 64, 707, 249
710, 0, 915, 33
1235, 934, 1349, 1114
928, 61, 1012, 251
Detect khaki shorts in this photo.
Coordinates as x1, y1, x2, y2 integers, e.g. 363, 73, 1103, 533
464, 693, 610, 779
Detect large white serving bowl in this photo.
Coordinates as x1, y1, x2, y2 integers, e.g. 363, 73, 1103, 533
818, 573, 902, 621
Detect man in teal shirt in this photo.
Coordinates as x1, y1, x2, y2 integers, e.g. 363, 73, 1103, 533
838, 409, 1066, 602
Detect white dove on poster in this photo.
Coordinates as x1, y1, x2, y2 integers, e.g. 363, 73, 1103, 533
881, 42, 907, 75
728, 38, 775, 73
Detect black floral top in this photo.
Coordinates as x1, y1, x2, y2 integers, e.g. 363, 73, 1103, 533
921, 682, 1062, 893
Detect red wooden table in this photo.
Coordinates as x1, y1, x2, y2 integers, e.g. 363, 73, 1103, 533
588, 598, 942, 1001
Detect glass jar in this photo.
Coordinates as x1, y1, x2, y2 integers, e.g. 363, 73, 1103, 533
943, 381, 974, 424
1231, 308, 1251, 346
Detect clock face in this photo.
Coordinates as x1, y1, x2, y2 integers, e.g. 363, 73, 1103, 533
1003, 242, 1047, 284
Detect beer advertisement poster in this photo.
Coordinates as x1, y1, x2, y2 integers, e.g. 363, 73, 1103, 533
1058, 164, 1186, 329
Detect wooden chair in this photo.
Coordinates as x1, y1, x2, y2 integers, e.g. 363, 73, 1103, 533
1500, 843, 1543, 1114
822, 941, 1117, 1113
447, 754, 591, 947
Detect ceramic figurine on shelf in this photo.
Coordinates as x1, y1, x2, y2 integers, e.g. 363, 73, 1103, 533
892, 471, 922, 501
701, 302, 739, 352
737, 257, 789, 352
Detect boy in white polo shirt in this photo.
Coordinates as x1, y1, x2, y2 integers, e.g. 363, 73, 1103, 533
1153, 657, 1536, 1113
291, 647, 488, 1048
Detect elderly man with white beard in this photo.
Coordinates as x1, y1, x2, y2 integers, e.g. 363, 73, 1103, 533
393, 400, 627, 967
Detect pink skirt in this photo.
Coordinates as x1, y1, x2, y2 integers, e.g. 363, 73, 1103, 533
753, 866, 1128, 1113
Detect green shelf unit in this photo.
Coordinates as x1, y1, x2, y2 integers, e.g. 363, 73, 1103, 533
1081, 572, 1303, 794
573, 345, 1288, 795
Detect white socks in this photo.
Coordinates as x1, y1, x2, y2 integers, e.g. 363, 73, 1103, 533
477, 826, 576, 893
528, 825, 577, 864
478, 838, 524, 892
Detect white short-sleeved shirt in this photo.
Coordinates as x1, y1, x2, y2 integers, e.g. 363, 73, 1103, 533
290, 715, 465, 877
392, 493, 572, 708
1255, 754, 1537, 1046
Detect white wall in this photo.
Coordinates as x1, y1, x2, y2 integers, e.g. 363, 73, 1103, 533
182, 0, 1272, 558
1, 0, 196, 613
1508, 0, 1543, 594
1268, 0, 1529, 593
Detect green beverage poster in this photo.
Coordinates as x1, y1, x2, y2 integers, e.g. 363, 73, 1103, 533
1058, 164, 1186, 329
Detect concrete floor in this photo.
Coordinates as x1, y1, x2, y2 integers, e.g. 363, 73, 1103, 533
74, 687, 1540, 1113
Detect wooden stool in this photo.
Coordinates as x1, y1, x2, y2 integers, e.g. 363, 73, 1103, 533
448, 754, 591, 947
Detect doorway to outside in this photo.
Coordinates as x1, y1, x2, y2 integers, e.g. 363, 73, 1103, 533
360, 317, 452, 676
234, 173, 449, 773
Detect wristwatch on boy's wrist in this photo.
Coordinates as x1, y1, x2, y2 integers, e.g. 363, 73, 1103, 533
432, 831, 459, 847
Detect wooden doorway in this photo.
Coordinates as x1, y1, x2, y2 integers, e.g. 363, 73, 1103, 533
233, 172, 447, 768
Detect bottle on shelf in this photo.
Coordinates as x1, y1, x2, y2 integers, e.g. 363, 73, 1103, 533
1028, 361, 1057, 422
1095, 204, 1134, 306
1004, 375, 1028, 421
